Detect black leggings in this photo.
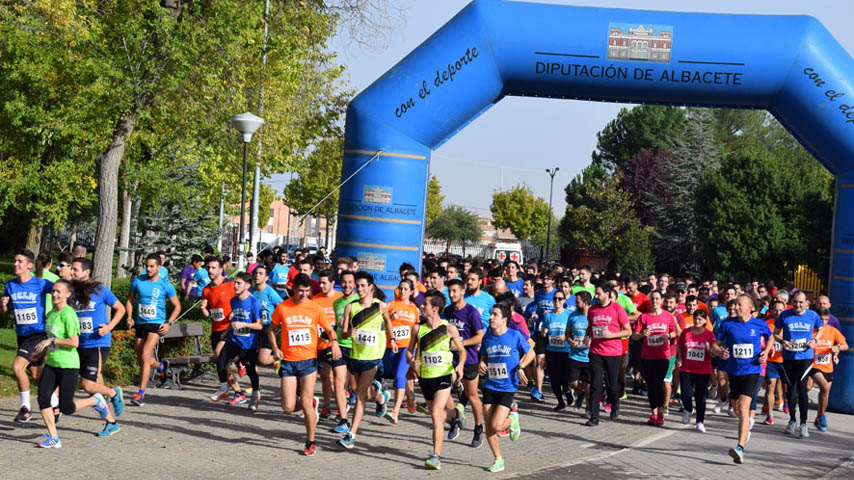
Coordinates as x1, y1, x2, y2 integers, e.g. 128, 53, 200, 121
679, 372, 711, 423
589, 353, 622, 420
38, 365, 78, 414
642, 358, 670, 410
783, 358, 813, 423
546, 351, 570, 403
217, 341, 260, 391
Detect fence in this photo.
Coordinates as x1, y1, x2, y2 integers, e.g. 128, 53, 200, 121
794, 264, 825, 300
422, 239, 557, 263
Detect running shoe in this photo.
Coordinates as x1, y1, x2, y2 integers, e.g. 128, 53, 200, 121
375, 391, 390, 417
249, 391, 261, 412
302, 441, 316, 456
511, 401, 518, 413
14, 406, 31, 423
554, 402, 566, 412
471, 424, 484, 448
661, 406, 668, 416
713, 400, 727, 414
610, 403, 620, 421
573, 394, 584, 409
37, 434, 61, 449
762, 404, 768, 415
619, 392, 628, 401
763, 415, 774, 425
647, 414, 658, 426
783, 401, 789, 414
54, 408, 62, 425
448, 419, 462, 440
416, 402, 430, 415
319, 405, 331, 420
696, 422, 706, 433
425, 453, 441, 470
333, 417, 351, 433
816, 414, 828, 432
584, 417, 599, 427
339, 432, 355, 450
455, 403, 467, 428
111, 387, 124, 417
729, 445, 744, 464
656, 413, 664, 426
371, 380, 384, 396
157, 360, 169, 380
509, 412, 521, 440
487, 457, 505, 473
584, 409, 592, 419
785, 420, 797, 434
565, 390, 575, 406
131, 392, 145, 407
498, 428, 509, 437
775, 401, 784, 411
384, 411, 398, 424
525, 382, 535, 392
405, 390, 417, 413
682, 410, 692, 425
92, 393, 110, 420
273, 360, 281, 376
348, 390, 357, 405
799, 423, 809, 438
453, 382, 465, 403
229, 392, 247, 406
98, 422, 121, 437
603, 403, 612, 414
210, 387, 229, 402
530, 388, 545, 403
237, 362, 247, 378
727, 407, 736, 417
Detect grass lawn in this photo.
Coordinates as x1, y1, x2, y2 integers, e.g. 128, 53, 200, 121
0, 328, 34, 397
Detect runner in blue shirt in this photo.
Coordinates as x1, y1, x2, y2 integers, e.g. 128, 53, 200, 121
0, 249, 54, 423
464, 267, 496, 328
188, 265, 211, 301
542, 293, 572, 409
126, 253, 181, 407
478, 302, 533, 473
504, 260, 524, 298
444, 278, 486, 448
70, 258, 126, 435
249, 264, 284, 368
566, 291, 592, 412
270, 256, 290, 298
218, 272, 264, 408
774, 291, 824, 438
715, 294, 773, 465
528, 270, 557, 402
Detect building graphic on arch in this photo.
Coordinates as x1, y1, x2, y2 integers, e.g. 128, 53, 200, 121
607, 23, 673, 63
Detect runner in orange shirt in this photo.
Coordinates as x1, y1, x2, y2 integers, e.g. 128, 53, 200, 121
269, 273, 339, 456
809, 306, 848, 432
762, 299, 787, 424
382, 279, 420, 423
201, 257, 241, 401
312, 270, 345, 423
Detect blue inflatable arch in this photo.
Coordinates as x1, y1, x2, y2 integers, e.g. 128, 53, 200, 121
334, 0, 854, 411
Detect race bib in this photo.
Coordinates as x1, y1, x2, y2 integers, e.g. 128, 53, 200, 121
288, 328, 311, 346
733, 343, 754, 359
487, 362, 509, 379
572, 335, 587, 347
773, 341, 783, 352
815, 353, 831, 365
392, 325, 411, 341
549, 335, 566, 348
210, 308, 225, 322
592, 326, 607, 339
79, 318, 94, 334
686, 347, 705, 362
646, 334, 665, 347
355, 329, 378, 346
233, 326, 250, 337
422, 351, 445, 367
788, 338, 807, 352
14, 307, 38, 326
138, 304, 157, 319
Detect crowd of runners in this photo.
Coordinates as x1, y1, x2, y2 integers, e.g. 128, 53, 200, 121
1, 245, 848, 472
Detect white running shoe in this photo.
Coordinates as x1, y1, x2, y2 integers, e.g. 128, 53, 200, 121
210, 386, 229, 402
696, 422, 706, 433
799, 423, 809, 438
785, 420, 797, 434
727, 407, 736, 417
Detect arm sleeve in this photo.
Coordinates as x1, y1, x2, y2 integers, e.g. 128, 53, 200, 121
470, 308, 483, 331
166, 283, 177, 298
618, 305, 629, 326
104, 288, 119, 307
42, 280, 55, 295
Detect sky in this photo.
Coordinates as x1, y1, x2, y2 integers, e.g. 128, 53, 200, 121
271, 0, 854, 219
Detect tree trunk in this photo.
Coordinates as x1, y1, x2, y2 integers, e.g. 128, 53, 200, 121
69, 230, 77, 251
116, 187, 132, 278
93, 115, 136, 287
26, 219, 41, 255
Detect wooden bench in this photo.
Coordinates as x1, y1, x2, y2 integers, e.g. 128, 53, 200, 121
151, 322, 215, 389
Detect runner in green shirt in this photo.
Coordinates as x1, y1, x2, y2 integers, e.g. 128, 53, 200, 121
33, 279, 115, 448
332, 270, 359, 434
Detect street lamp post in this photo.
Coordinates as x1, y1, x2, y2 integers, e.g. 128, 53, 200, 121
545, 167, 559, 263
230, 112, 264, 272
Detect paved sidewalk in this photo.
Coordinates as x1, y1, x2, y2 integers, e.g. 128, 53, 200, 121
0, 369, 852, 479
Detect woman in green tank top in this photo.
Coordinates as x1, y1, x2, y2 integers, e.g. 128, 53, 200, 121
338, 272, 396, 450
405, 289, 467, 471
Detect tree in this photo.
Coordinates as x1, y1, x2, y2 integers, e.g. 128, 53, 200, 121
490, 184, 550, 241
425, 175, 444, 225
530, 213, 567, 253
426, 206, 481, 254
592, 105, 686, 175
283, 138, 343, 234
694, 141, 833, 280
558, 165, 652, 269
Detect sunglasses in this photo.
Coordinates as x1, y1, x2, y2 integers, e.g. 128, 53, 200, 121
554, 297, 565, 301
57, 263, 69, 268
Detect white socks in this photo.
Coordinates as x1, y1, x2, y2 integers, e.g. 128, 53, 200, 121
50, 392, 59, 408
21, 390, 30, 409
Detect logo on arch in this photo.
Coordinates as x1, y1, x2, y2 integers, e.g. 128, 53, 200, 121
607, 23, 673, 63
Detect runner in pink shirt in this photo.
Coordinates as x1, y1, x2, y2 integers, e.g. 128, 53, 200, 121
584, 284, 631, 426
632, 290, 677, 426
676, 309, 716, 432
